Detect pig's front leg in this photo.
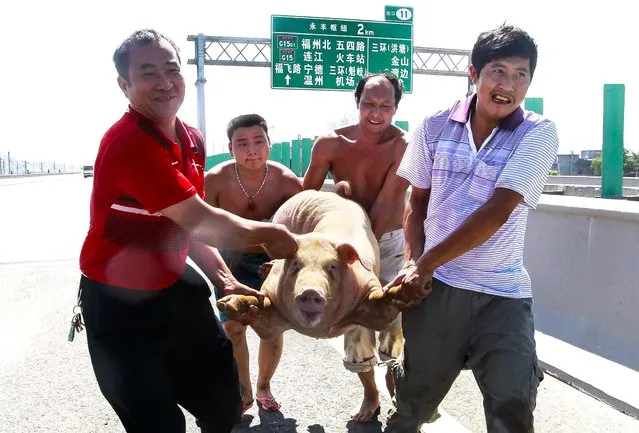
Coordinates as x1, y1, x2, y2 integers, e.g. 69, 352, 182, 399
368, 284, 401, 301
250, 306, 291, 341
346, 286, 401, 331
216, 294, 271, 323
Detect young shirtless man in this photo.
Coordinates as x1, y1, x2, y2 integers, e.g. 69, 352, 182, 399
303, 73, 410, 422
204, 113, 303, 413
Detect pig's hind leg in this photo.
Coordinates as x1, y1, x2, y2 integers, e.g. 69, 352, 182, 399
343, 326, 382, 422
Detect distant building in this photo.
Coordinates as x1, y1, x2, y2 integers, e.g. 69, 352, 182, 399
580, 149, 602, 160
557, 153, 592, 175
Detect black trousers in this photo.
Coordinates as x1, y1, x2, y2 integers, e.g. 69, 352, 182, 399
80, 265, 242, 433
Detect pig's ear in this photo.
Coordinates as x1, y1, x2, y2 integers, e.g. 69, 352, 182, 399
336, 243, 360, 265
337, 243, 374, 272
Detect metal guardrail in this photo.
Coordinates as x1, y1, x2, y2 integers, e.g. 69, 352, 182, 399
0, 154, 81, 176
186, 35, 472, 79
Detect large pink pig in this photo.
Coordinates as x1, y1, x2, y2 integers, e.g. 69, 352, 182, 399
217, 188, 402, 340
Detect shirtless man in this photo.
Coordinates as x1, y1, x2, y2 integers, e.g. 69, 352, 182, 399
204, 113, 303, 414
303, 73, 410, 422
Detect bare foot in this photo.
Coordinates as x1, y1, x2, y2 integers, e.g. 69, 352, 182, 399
241, 391, 255, 414
351, 391, 380, 422
241, 383, 254, 409
240, 384, 254, 412
256, 387, 281, 411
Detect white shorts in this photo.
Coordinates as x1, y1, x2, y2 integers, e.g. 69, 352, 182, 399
379, 228, 405, 285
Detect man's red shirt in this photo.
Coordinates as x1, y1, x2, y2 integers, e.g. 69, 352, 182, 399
80, 107, 206, 290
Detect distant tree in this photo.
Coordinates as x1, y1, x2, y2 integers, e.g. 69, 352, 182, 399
623, 149, 639, 176
589, 149, 639, 176
591, 156, 602, 176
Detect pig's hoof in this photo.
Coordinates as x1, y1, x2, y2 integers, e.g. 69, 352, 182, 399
368, 289, 386, 301
216, 296, 241, 320
216, 295, 271, 321
368, 285, 401, 302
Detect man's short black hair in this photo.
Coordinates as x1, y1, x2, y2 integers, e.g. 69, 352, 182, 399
354, 72, 404, 108
471, 24, 538, 79
113, 29, 181, 81
227, 114, 269, 142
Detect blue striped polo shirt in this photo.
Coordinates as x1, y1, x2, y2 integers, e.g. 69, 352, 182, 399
397, 94, 559, 298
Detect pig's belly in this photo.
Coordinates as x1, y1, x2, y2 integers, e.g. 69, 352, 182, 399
288, 321, 358, 339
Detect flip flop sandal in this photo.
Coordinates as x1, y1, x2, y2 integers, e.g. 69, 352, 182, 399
242, 400, 254, 415
256, 396, 281, 411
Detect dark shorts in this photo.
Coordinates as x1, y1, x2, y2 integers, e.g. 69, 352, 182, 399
214, 249, 271, 323
387, 278, 544, 433
79, 265, 242, 433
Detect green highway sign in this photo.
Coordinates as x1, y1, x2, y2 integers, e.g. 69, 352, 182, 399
384, 6, 414, 23
271, 15, 413, 92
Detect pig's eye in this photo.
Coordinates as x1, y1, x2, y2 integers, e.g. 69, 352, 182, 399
327, 262, 339, 279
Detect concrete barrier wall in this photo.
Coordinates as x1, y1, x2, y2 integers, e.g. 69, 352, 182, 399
524, 195, 639, 370
546, 175, 639, 187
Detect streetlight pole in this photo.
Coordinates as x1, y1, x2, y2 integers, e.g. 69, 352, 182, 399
570, 150, 574, 176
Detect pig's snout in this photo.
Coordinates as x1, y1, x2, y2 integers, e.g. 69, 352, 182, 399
295, 287, 326, 327
295, 288, 327, 311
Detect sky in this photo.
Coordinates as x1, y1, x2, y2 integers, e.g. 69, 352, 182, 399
1, 0, 636, 164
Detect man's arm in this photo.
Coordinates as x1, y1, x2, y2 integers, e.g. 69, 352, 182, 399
369, 161, 410, 239
194, 171, 240, 289
202, 170, 221, 207
391, 187, 518, 308
416, 188, 521, 273
302, 136, 332, 190
382, 185, 430, 304
104, 134, 297, 259
369, 138, 410, 239
188, 240, 237, 290
161, 194, 296, 259
417, 120, 559, 274
283, 169, 304, 198
403, 186, 430, 261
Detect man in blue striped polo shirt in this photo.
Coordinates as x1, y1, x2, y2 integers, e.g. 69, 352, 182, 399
384, 24, 558, 433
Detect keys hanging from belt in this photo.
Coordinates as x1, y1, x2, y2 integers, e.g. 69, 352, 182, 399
68, 282, 84, 343
68, 305, 84, 342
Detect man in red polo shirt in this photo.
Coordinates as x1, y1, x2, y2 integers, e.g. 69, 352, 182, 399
77, 29, 297, 433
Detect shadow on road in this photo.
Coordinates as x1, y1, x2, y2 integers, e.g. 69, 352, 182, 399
346, 418, 384, 433
232, 408, 300, 432
230, 408, 386, 432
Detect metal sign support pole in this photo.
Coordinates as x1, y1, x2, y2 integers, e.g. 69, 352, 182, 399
195, 33, 207, 145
